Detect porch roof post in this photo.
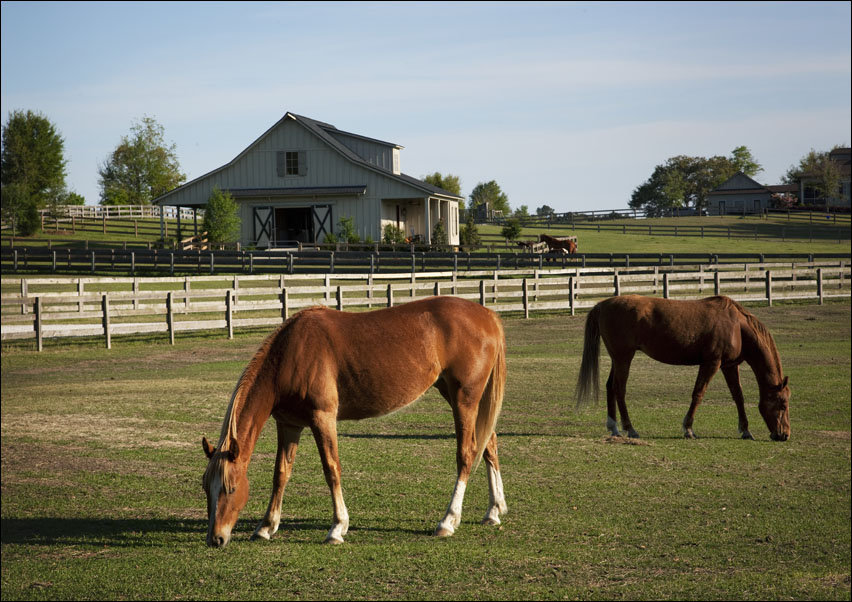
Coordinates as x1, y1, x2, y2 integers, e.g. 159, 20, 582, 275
425, 196, 432, 244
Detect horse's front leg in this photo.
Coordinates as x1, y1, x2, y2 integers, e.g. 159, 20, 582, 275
310, 411, 349, 544
683, 361, 720, 438
481, 431, 508, 526
722, 364, 754, 440
252, 422, 302, 541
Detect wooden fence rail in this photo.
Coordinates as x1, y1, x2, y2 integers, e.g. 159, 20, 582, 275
2, 245, 849, 276
2, 264, 848, 351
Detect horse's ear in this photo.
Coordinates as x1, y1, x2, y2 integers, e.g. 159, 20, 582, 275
227, 439, 240, 462
202, 437, 215, 458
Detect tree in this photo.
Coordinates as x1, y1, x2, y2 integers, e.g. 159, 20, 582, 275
459, 214, 481, 247
202, 188, 240, 244
514, 205, 530, 219
536, 204, 555, 217
629, 147, 759, 216
500, 218, 522, 241
432, 219, 448, 247
1, 109, 67, 219
337, 216, 360, 244
422, 172, 461, 197
1, 182, 40, 236
98, 116, 186, 205
383, 223, 405, 244
469, 180, 510, 216
783, 147, 844, 204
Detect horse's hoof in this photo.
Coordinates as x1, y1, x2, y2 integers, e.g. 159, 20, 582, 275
627, 430, 640, 439
481, 516, 501, 526
323, 536, 345, 545
684, 430, 697, 439
250, 527, 273, 541
434, 526, 455, 538
741, 431, 755, 440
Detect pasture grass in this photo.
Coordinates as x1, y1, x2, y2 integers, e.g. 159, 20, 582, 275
1, 301, 850, 600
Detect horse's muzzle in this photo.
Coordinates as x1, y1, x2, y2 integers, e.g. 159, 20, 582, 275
207, 533, 230, 548
770, 432, 789, 442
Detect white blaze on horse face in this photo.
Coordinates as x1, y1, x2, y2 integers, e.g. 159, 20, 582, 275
435, 479, 467, 536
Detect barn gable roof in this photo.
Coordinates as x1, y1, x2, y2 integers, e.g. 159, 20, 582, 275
153, 112, 462, 205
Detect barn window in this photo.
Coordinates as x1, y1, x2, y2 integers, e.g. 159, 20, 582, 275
277, 151, 307, 177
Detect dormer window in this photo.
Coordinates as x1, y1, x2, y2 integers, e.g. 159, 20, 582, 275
277, 151, 306, 177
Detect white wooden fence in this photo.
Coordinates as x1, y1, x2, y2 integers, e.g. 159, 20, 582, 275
1, 263, 848, 351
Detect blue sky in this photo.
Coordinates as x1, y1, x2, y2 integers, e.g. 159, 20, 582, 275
2, 1, 850, 212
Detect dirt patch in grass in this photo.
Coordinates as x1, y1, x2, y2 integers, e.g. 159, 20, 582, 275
603, 435, 652, 446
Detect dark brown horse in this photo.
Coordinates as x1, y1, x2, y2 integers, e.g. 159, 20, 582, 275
540, 233, 577, 255
575, 295, 790, 441
202, 296, 507, 547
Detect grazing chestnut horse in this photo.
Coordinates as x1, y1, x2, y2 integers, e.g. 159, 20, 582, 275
575, 295, 790, 441
201, 296, 507, 547
539, 233, 577, 255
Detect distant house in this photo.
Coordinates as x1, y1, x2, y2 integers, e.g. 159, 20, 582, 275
797, 147, 851, 208
152, 113, 462, 247
707, 173, 797, 215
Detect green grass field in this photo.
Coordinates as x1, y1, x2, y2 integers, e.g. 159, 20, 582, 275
2, 300, 849, 600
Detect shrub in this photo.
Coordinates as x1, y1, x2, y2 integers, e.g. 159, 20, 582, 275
202, 188, 240, 244
383, 223, 405, 244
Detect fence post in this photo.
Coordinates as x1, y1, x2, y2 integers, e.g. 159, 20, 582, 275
614, 272, 620, 296
568, 276, 575, 316
434, 281, 440, 297
34, 296, 43, 352
817, 268, 824, 305
765, 270, 772, 307
280, 288, 289, 321
387, 283, 394, 308
91, 251, 96, 274
226, 290, 234, 339
184, 277, 191, 312
102, 294, 111, 349
52, 250, 57, 273
523, 278, 529, 319
167, 291, 175, 345
479, 280, 486, 305
336, 286, 343, 310
367, 273, 374, 307
210, 252, 215, 275
20, 279, 28, 315
133, 278, 140, 310
663, 273, 669, 299
170, 252, 175, 276
714, 270, 720, 296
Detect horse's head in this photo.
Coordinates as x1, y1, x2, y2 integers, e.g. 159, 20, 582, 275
758, 376, 790, 441
202, 436, 249, 548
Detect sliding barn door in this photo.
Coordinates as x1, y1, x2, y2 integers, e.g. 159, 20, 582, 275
252, 207, 274, 248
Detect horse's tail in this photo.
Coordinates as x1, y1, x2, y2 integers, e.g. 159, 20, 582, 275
575, 303, 601, 405
474, 320, 506, 470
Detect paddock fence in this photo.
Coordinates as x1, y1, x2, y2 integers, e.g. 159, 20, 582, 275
2, 244, 849, 276
2, 262, 848, 351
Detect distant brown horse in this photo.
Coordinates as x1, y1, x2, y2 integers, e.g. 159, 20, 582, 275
575, 295, 790, 441
202, 296, 507, 547
539, 233, 577, 255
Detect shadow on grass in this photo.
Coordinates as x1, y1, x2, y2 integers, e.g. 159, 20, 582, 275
0, 517, 209, 548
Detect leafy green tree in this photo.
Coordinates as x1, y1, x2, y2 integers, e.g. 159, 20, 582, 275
1, 109, 67, 213
432, 219, 448, 247
459, 213, 481, 246
202, 188, 241, 244
64, 191, 86, 205
337, 216, 360, 244
1, 182, 41, 236
783, 147, 844, 203
383, 223, 405, 244
629, 147, 759, 216
514, 205, 530, 219
422, 172, 461, 196
469, 180, 510, 216
98, 116, 186, 205
730, 145, 763, 177
536, 204, 555, 217
500, 218, 522, 241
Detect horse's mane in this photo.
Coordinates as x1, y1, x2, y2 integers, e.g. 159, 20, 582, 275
214, 323, 285, 452
725, 298, 782, 372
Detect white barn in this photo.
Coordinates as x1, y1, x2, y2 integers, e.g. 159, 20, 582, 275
152, 113, 462, 247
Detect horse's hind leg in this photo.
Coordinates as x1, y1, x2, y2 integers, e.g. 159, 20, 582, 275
608, 354, 639, 438
481, 431, 507, 525
434, 378, 487, 537
310, 410, 349, 544
252, 422, 302, 541
683, 361, 720, 439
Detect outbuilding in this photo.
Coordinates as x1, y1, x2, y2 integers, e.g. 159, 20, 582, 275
152, 112, 462, 247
